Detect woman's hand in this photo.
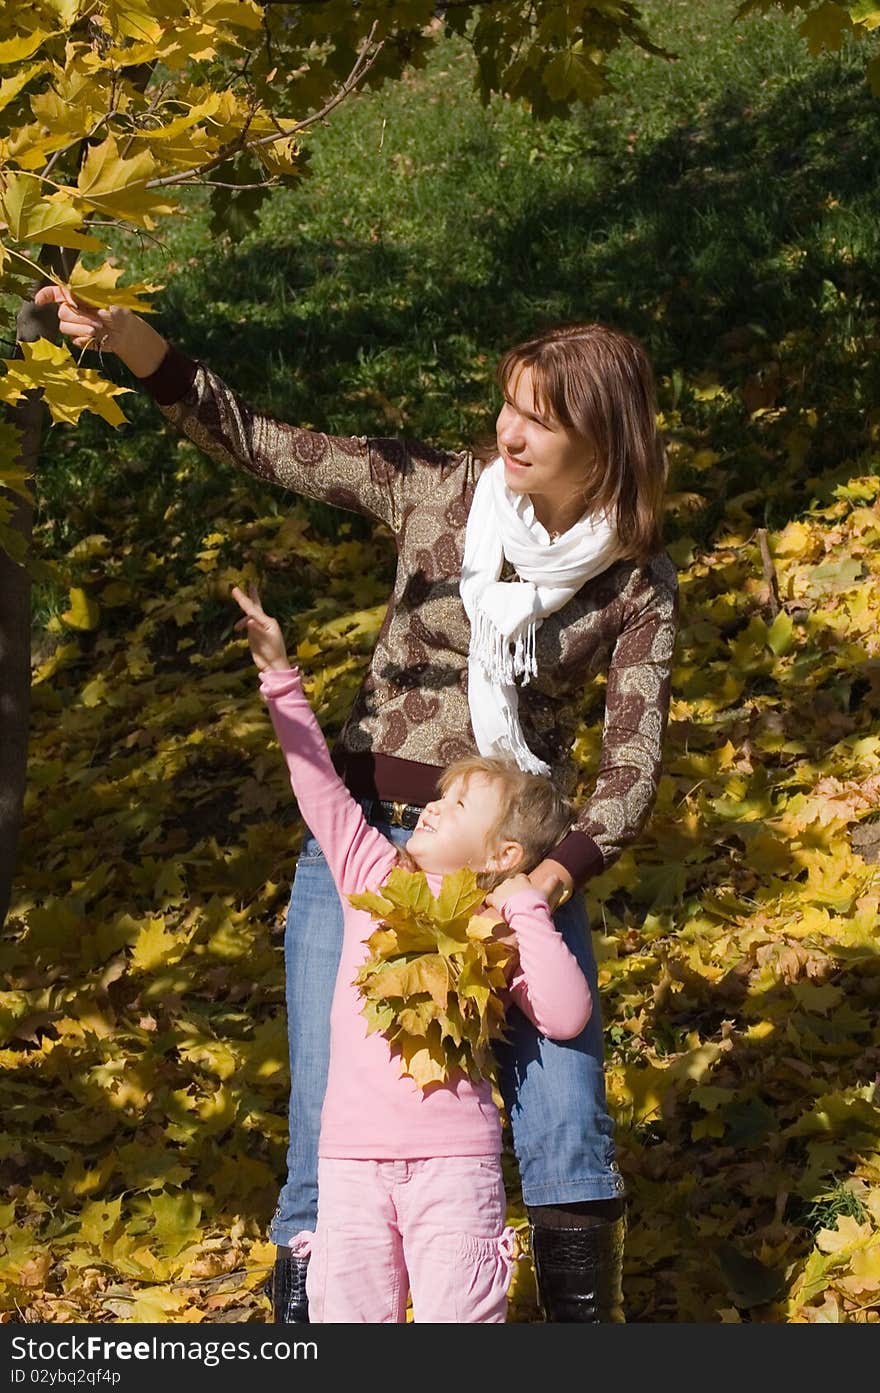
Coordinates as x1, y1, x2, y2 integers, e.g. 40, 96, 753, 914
32, 286, 169, 378
528, 858, 575, 913
231, 585, 291, 672
485, 872, 536, 913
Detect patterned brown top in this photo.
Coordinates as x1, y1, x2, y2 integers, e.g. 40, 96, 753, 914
144, 347, 678, 886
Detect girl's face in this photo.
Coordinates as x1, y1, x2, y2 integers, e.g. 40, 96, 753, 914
495, 363, 594, 528
407, 773, 518, 878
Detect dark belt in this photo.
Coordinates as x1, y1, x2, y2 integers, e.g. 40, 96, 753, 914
372, 799, 423, 830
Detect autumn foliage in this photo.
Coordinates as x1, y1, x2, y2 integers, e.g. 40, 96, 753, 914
3, 0, 880, 1326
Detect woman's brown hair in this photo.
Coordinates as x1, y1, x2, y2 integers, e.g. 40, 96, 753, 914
495, 322, 667, 562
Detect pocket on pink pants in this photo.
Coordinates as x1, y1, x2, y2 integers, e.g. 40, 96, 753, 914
423, 1226, 517, 1323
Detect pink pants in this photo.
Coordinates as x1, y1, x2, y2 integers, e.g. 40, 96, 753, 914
290, 1155, 516, 1323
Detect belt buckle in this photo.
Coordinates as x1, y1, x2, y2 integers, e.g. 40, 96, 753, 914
392, 800, 408, 828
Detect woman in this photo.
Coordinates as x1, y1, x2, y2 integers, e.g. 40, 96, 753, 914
37, 286, 678, 1322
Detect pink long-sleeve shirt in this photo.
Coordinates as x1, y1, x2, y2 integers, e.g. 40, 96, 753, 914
261, 668, 592, 1160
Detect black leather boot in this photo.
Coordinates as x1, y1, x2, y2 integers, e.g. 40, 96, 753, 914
265, 1247, 310, 1323
530, 1216, 627, 1322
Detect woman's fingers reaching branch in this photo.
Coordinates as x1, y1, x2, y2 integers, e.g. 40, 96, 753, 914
34, 284, 112, 349
31, 286, 169, 377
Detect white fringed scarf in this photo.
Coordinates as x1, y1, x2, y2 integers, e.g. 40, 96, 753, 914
460, 457, 620, 775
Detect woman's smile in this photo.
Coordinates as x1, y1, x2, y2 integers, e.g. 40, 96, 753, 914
495, 364, 595, 533
501, 449, 532, 473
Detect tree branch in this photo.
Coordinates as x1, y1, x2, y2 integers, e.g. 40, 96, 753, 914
144, 21, 384, 189
188, 178, 280, 190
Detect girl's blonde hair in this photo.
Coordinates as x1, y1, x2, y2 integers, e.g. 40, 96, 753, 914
495, 321, 667, 562
426, 755, 574, 892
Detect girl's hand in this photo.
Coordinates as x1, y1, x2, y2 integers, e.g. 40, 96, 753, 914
32, 286, 168, 378
485, 873, 538, 913
231, 585, 291, 672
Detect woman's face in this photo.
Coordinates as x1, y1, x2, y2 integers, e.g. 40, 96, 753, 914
495, 363, 594, 526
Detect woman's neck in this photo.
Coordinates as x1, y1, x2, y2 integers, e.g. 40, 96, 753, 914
530, 495, 587, 539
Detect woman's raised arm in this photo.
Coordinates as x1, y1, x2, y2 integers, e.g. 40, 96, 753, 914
35, 290, 466, 535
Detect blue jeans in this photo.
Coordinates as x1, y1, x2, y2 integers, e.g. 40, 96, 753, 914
269, 805, 623, 1244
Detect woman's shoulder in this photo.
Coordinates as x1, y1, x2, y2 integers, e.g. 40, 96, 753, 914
606, 549, 678, 628
642, 548, 679, 595
605, 548, 677, 599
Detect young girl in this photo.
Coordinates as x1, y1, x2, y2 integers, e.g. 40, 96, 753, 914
231, 583, 591, 1323
38, 286, 677, 1321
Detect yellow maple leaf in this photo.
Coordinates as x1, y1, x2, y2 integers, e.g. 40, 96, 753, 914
60, 586, 99, 632
197, 1084, 237, 1133
130, 916, 180, 972
1, 339, 131, 427
77, 1196, 124, 1247
68, 259, 161, 313
0, 62, 48, 117
135, 92, 224, 142
128, 1287, 189, 1322
815, 1213, 872, 1256
397, 1023, 450, 1090
0, 31, 51, 65
96, 0, 164, 43
76, 135, 178, 229
370, 954, 451, 1010
1, 174, 102, 251
149, 1190, 203, 1257
849, 1242, 880, 1283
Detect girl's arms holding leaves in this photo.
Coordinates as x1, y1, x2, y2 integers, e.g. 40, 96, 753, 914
486, 878, 592, 1041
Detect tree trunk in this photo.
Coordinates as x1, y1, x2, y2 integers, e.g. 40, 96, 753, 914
0, 392, 39, 929
0, 67, 153, 928
0, 267, 72, 929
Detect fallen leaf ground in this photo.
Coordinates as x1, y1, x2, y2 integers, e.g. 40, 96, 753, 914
4, 1, 880, 1323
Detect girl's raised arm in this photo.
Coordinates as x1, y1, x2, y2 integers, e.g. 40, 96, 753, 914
231, 585, 290, 673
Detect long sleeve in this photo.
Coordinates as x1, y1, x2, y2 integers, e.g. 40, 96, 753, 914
551, 553, 678, 885
141, 347, 468, 535
501, 890, 592, 1041
142, 352, 678, 887
259, 668, 395, 894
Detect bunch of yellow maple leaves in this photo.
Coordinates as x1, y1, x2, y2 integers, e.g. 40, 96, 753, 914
351, 867, 516, 1091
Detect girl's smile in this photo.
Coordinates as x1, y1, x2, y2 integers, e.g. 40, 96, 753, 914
407, 772, 518, 878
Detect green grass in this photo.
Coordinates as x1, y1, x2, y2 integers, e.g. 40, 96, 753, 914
33, 0, 880, 617
796, 1182, 870, 1235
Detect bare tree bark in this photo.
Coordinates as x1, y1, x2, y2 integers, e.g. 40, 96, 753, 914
1, 396, 39, 928
0, 255, 73, 929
